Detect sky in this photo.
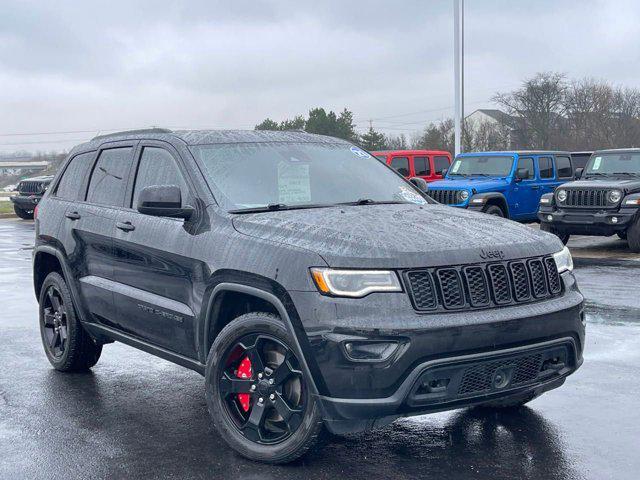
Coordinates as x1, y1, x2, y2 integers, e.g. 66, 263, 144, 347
1, 0, 640, 153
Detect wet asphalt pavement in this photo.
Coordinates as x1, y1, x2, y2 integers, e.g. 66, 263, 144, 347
1, 218, 639, 480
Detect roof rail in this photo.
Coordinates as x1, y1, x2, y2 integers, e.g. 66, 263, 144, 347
92, 128, 173, 141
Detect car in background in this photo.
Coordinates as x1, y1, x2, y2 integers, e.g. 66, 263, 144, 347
571, 151, 593, 174
426, 151, 574, 221
10, 175, 54, 219
371, 150, 452, 183
538, 148, 640, 250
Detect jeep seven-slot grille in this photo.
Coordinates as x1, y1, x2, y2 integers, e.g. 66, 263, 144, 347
404, 255, 561, 312
564, 189, 609, 208
426, 189, 462, 205
17, 181, 45, 194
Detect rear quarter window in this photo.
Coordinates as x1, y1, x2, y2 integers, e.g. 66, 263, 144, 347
55, 152, 95, 201
433, 155, 450, 173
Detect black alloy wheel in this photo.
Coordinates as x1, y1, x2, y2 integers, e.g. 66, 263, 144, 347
42, 285, 69, 359
219, 333, 305, 445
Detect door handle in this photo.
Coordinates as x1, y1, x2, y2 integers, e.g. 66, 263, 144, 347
116, 221, 135, 232
531, 186, 540, 190
65, 211, 81, 220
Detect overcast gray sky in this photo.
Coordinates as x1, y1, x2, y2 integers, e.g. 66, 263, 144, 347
1, 0, 639, 153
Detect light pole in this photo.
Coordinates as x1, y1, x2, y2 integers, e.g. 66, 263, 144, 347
454, 0, 464, 156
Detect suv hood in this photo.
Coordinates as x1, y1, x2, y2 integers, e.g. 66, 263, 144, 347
428, 177, 508, 192
562, 178, 640, 192
232, 204, 561, 268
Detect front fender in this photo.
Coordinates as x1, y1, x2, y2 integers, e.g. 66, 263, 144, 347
468, 192, 510, 216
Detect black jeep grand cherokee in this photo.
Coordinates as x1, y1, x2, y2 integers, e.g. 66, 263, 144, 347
33, 129, 584, 463
539, 148, 640, 250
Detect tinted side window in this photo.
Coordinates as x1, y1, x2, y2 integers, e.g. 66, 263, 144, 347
539, 156, 554, 179
519, 157, 534, 178
55, 152, 94, 200
571, 153, 591, 170
86, 148, 133, 206
434, 155, 450, 173
390, 156, 410, 176
132, 147, 189, 208
556, 156, 572, 178
414, 156, 430, 176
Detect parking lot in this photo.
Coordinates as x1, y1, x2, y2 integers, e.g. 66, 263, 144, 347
1, 217, 639, 480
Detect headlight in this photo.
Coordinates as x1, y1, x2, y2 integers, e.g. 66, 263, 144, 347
552, 246, 573, 273
608, 190, 622, 203
556, 189, 567, 202
459, 190, 469, 202
310, 268, 401, 297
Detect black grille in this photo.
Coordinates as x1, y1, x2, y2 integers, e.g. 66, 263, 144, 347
17, 181, 45, 194
436, 269, 465, 309
405, 255, 562, 312
528, 259, 548, 298
426, 189, 462, 205
458, 353, 544, 396
405, 271, 437, 310
464, 266, 490, 307
565, 189, 608, 207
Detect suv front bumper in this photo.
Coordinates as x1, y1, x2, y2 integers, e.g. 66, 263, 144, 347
538, 205, 638, 235
291, 272, 584, 433
10, 194, 42, 210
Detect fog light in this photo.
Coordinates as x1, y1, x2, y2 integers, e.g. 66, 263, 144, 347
343, 341, 399, 362
611, 216, 618, 224
547, 215, 553, 222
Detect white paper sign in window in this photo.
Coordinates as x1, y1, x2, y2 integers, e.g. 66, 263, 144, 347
278, 161, 311, 203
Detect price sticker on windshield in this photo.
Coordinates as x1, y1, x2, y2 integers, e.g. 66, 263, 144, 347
278, 161, 311, 203
451, 161, 461, 173
592, 156, 602, 170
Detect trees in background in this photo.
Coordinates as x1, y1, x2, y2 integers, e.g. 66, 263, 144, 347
254, 72, 640, 153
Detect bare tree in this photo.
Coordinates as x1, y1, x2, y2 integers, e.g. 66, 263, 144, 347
493, 72, 567, 149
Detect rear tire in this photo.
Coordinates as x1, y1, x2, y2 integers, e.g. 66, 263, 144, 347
13, 204, 34, 220
205, 312, 326, 464
38, 272, 102, 371
627, 219, 640, 252
483, 204, 505, 217
540, 222, 570, 245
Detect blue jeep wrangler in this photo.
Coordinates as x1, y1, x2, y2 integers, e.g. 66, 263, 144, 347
426, 151, 574, 221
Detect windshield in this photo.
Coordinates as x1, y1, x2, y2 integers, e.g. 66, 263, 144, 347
190, 142, 428, 211
585, 152, 640, 176
448, 155, 514, 177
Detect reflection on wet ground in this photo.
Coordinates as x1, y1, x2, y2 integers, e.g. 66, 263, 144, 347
1, 219, 639, 480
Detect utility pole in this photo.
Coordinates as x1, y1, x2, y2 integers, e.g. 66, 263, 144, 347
454, 0, 464, 156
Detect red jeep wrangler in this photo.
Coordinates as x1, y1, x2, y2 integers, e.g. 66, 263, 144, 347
371, 150, 452, 182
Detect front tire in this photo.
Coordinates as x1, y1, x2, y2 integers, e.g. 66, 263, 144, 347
483, 204, 505, 217
13, 204, 34, 219
205, 312, 325, 464
540, 222, 570, 245
38, 272, 102, 371
628, 219, 640, 252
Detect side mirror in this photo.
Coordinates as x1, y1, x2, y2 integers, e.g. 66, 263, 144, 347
137, 185, 194, 219
409, 177, 428, 192
515, 168, 530, 181
574, 168, 584, 180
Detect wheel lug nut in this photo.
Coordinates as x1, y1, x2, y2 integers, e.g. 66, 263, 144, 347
258, 373, 263, 379
269, 394, 275, 401
258, 397, 263, 404
250, 384, 256, 391
269, 379, 274, 385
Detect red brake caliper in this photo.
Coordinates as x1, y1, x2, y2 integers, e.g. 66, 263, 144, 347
236, 356, 253, 412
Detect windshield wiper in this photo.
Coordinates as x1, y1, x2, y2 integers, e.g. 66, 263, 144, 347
229, 203, 330, 214
337, 198, 410, 206
612, 172, 640, 176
